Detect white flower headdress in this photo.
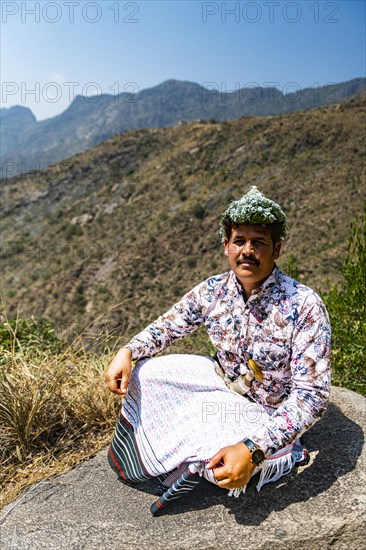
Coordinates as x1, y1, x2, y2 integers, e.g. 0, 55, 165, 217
219, 186, 289, 242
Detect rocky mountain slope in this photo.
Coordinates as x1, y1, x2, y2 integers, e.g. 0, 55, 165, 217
0, 94, 365, 346
1, 77, 365, 177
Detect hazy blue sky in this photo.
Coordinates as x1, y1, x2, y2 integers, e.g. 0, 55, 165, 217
1, 0, 365, 120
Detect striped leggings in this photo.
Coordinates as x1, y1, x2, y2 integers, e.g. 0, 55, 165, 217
108, 413, 202, 515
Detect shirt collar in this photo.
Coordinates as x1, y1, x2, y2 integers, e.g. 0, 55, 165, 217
231, 264, 281, 299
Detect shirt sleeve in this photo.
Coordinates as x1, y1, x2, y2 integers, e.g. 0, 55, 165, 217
124, 282, 206, 361
251, 294, 331, 456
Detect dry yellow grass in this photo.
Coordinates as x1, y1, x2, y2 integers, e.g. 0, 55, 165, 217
0, 314, 122, 511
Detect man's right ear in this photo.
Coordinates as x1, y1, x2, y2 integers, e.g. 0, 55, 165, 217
224, 238, 229, 256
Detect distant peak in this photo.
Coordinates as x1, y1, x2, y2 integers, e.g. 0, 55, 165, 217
0, 105, 37, 122
1, 105, 34, 114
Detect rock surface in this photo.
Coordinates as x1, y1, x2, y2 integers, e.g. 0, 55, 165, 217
0, 386, 365, 550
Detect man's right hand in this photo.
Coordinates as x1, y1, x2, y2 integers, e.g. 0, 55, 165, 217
104, 347, 133, 395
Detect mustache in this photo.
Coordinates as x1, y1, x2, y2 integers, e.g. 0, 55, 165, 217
237, 256, 259, 266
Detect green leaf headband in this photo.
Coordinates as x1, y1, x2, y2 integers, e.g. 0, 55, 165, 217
219, 186, 289, 242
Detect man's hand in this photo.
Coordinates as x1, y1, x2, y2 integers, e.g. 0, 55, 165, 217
104, 347, 133, 395
206, 442, 256, 489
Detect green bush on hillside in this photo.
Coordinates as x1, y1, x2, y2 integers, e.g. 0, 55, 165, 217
323, 207, 366, 395
0, 317, 65, 356
192, 203, 206, 219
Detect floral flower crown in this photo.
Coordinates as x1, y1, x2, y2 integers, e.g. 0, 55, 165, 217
219, 186, 289, 242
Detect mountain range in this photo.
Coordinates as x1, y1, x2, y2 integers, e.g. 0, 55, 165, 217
1, 77, 365, 178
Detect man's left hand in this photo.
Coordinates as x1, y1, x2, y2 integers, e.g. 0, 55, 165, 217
206, 442, 256, 489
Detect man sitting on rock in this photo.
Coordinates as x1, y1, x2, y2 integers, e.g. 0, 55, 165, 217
105, 186, 331, 514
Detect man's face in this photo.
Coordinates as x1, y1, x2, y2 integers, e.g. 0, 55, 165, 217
224, 224, 281, 292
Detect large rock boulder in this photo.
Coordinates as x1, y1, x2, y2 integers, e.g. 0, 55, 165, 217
0, 386, 364, 549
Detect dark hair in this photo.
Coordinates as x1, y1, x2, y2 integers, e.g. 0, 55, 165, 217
223, 220, 284, 245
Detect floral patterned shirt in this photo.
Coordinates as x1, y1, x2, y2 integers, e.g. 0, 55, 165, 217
125, 265, 331, 456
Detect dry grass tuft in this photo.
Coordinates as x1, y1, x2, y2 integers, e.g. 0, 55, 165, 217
0, 315, 122, 511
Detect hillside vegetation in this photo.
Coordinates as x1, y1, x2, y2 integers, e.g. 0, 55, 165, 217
1, 94, 365, 346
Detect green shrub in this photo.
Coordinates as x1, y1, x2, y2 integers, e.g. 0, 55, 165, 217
73, 283, 87, 313
323, 207, 366, 395
192, 203, 205, 219
283, 254, 300, 280
63, 223, 83, 240
0, 317, 65, 355
279, 213, 365, 395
